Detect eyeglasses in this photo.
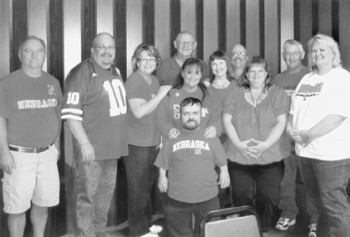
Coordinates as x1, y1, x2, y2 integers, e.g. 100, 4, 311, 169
232, 52, 247, 58
23, 49, 45, 54
177, 41, 195, 47
94, 45, 116, 51
138, 58, 157, 63
284, 51, 301, 58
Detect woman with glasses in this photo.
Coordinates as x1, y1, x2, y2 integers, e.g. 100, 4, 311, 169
223, 56, 290, 232
156, 57, 221, 140
124, 43, 172, 237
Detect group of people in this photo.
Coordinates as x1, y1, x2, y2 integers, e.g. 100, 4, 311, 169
0, 30, 349, 237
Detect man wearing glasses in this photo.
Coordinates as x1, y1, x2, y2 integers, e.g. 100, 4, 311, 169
62, 32, 128, 237
157, 31, 209, 86
230, 44, 249, 81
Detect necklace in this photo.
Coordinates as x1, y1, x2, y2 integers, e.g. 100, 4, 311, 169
249, 89, 264, 107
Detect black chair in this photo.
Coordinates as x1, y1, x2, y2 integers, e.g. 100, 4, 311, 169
200, 205, 262, 237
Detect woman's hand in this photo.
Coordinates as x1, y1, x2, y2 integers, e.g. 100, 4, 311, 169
168, 128, 180, 139
158, 174, 168, 193
157, 85, 172, 98
236, 139, 258, 160
204, 126, 217, 138
246, 139, 269, 158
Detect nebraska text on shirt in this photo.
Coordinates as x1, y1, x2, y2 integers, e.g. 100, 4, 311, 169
17, 99, 58, 109
173, 139, 210, 152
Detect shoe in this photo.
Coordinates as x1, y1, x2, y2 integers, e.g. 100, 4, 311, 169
308, 223, 317, 237
275, 217, 296, 231
149, 224, 163, 234
140, 232, 159, 237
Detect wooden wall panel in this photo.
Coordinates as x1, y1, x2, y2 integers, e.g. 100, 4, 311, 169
245, 0, 260, 57
181, 0, 196, 45
226, 0, 241, 54
27, 0, 48, 71
0, 0, 11, 78
318, 0, 332, 35
143, 0, 155, 44
154, 0, 170, 59
170, 0, 181, 56
63, 0, 81, 78
203, 0, 218, 62
81, 0, 96, 61
264, 0, 279, 75
11, 0, 27, 72
296, 0, 313, 66
126, 0, 143, 77
280, 0, 294, 72
114, 0, 127, 80
96, 0, 114, 35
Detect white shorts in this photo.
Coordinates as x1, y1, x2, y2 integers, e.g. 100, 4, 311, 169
2, 145, 60, 214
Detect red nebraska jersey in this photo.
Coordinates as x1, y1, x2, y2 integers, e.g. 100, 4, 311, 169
62, 59, 128, 160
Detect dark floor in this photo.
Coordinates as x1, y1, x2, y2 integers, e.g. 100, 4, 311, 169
62, 213, 328, 237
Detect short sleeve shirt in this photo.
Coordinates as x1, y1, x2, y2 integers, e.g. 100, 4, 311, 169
61, 59, 128, 160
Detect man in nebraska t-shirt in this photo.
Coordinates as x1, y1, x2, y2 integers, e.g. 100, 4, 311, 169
155, 97, 230, 237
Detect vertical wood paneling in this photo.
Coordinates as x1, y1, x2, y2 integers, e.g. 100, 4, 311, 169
114, 0, 127, 80
154, 0, 170, 59
226, 0, 241, 53
81, 0, 96, 61
339, 0, 350, 69
96, 0, 113, 35
218, 0, 226, 51
318, 0, 332, 35
170, 0, 181, 56
0, 0, 11, 78
143, 0, 155, 44
296, 0, 313, 65
264, 0, 279, 76
63, 0, 81, 78
11, 0, 27, 72
48, 0, 64, 84
195, 0, 204, 60
126, 0, 143, 77
27, 0, 48, 71
280, 0, 294, 72
203, 0, 218, 62
181, 0, 196, 49
245, 0, 260, 57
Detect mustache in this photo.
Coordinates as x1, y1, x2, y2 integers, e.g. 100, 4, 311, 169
101, 53, 112, 57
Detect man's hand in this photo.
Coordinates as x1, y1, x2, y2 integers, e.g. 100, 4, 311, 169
0, 150, 15, 174
80, 143, 95, 164
158, 174, 168, 193
218, 166, 230, 189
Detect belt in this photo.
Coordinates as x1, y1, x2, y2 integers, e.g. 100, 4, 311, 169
9, 144, 53, 153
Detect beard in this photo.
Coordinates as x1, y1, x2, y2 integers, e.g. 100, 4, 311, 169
183, 120, 199, 130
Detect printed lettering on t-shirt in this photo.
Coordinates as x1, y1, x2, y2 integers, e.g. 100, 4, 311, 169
173, 139, 210, 155
295, 82, 323, 100
17, 99, 58, 109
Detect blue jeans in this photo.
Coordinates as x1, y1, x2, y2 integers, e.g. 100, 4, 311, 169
299, 156, 350, 237
75, 159, 118, 237
278, 153, 311, 220
163, 196, 219, 237
123, 145, 158, 236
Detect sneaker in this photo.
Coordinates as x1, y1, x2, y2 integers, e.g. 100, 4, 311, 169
275, 217, 296, 231
308, 223, 317, 237
140, 232, 159, 237
149, 224, 163, 234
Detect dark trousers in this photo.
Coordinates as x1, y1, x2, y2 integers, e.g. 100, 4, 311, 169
163, 196, 220, 237
123, 145, 158, 236
229, 161, 284, 231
